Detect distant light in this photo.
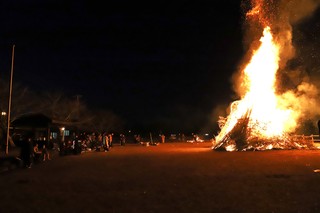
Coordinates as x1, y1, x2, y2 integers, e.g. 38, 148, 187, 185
205, 133, 209, 136
1, 112, 6, 116
128, 130, 131, 133
61, 127, 65, 131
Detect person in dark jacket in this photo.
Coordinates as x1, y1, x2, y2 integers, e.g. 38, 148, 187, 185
20, 134, 34, 168
120, 134, 126, 146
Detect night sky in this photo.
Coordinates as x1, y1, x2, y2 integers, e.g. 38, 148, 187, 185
0, 1, 258, 133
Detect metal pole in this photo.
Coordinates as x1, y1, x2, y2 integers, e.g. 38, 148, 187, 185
5, 45, 15, 155
149, 132, 153, 145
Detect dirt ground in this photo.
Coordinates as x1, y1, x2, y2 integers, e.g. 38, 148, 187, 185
1, 142, 320, 213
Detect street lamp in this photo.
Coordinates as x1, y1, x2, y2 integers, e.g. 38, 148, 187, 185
1, 112, 6, 123
60, 127, 65, 142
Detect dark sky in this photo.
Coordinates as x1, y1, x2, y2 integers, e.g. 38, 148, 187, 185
0, 0, 245, 133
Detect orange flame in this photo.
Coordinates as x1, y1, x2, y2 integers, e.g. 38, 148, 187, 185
215, 26, 297, 146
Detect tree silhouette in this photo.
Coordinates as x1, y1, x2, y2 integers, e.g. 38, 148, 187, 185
0, 79, 124, 147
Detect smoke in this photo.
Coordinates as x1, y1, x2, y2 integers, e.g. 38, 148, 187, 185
274, 0, 320, 125
273, 0, 320, 68
209, 104, 230, 134
280, 82, 320, 118
284, 0, 320, 24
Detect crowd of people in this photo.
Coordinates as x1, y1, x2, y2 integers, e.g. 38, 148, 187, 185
14, 131, 206, 168
59, 132, 116, 155
17, 133, 51, 168
56, 132, 177, 156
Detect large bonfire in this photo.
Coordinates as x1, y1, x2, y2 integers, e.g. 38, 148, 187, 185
213, 0, 320, 151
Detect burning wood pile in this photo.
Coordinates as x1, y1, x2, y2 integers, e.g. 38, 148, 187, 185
213, 109, 315, 151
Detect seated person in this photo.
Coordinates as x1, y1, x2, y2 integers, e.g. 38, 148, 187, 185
33, 143, 42, 161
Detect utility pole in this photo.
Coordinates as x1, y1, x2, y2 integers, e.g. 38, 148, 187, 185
6, 44, 15, 155
149, 132, 153, 145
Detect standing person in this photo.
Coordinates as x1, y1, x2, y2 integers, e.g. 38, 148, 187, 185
33, 143, 42, 162
20, 133, 34, 168
181, 133, 185, 142
98, 134, 103, 149
120, 134, 126, 146
108, 133, 113, 147
318, 120, 320, 136
161, 134, 165, 143
104, 133, 109, 151
42, 137, 51, 160
135, 134, 141, 144
42, 144, 51, 161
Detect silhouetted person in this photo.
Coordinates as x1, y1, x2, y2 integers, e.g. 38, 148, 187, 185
42, 144, 51, 160
20, 133, 34, 168
193, 134, 198, 143
318, 120, 320, 135
120, 134, 126, 146
134, 134, 141, 144
161, 134, 165, 143
108, 133, 113, 147
181, 133, 185, 142
33, 143, 42, 162
103, 133, 109, 152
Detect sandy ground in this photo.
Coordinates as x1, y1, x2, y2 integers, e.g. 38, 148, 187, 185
1, 142, 320, 213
